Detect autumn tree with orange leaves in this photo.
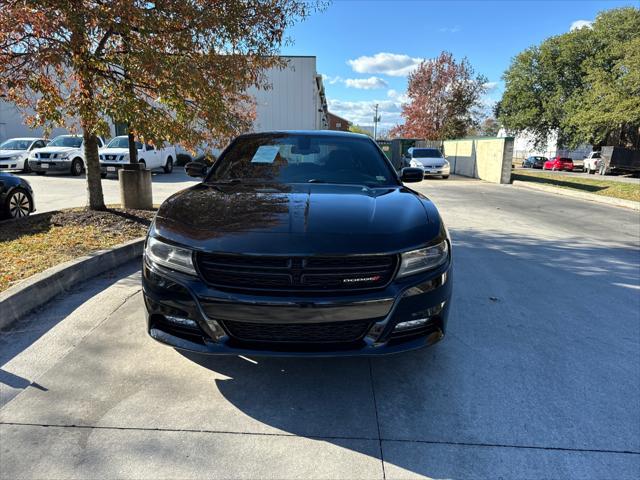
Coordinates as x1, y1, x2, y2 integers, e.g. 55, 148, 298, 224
390, 52, 487, 140
0, 1, 319, 210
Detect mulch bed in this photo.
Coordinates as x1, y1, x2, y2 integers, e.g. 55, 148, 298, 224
0, 207, 156, 292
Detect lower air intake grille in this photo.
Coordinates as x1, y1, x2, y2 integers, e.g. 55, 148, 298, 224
223, 319, 372, 343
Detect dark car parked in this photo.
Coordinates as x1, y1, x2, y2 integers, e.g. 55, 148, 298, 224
522, 156, 547, 169
143, 131, 452, 356
0, 172, 35, 219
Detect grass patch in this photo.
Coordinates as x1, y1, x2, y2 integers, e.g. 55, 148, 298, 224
0, 207, 155, 292
512, 171, 640, 202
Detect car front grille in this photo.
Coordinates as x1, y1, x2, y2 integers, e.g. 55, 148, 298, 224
196, 253, 398, 293
223, 319, 372, 343
38, 153, 51, 159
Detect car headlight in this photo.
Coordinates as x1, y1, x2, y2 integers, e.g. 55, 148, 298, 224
145, 236, 196, 275
409, 159, 423, 168
397, 240, 449, 278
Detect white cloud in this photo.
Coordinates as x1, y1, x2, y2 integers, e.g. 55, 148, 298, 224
570, 20, 593, 31
387, 89, 409, 104
347, 52, 423, 77
328, 98, 403, 129
483, 81, 499, 92
438, 26, 461, 33
344, 76, 388, 90
322, 74, 343, 85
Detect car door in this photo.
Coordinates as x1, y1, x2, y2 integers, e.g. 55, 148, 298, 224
144, 144, 161, 169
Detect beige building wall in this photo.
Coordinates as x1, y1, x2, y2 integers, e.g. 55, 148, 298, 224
443, 137, 513, 184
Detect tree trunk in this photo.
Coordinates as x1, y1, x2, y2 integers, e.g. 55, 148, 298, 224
127, 127, 138, 164
83, 132, 106, 210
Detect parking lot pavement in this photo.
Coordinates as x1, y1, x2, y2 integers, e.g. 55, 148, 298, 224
13, 170, 198, 213
1, 179, 639, 479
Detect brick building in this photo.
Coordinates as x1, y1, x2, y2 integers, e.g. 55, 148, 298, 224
327, 112, 351, 132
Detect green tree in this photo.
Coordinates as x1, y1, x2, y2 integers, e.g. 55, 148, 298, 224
348, 124, 373, 137
497, 7, 640, 149
0, 1, 319, 210
479, 117, 500, 137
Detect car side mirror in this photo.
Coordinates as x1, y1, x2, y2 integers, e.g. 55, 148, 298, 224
185, 161, 208, 178
401, 167, 424, 183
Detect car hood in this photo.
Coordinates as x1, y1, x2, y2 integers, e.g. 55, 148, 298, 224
0, 150, 27, 157
100, 148, 130, 155
153, 183, 442, 255
416, 157, 446, 166
35, 146, 79, 154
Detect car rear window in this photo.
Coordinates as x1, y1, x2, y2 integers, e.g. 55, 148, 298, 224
208, 133, 398, 187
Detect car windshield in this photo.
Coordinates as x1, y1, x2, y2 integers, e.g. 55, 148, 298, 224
48, 136, 82, 148
207, 133, 397, 187
412, 148, 443, 158
0, 139, 33, 150
107, 137, 143, 149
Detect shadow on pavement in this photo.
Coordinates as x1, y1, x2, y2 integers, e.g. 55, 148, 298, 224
0, 261, 141, 368
175, 227, 639, 477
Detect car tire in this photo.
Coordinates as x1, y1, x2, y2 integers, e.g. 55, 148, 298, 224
71, 158, 83, 176
442, 175, 450, 179
4, 188, 32, 219
139, 160, 146, 170
163, 156, 174, 174
22, 159, 32, 173
100, 172, 108, 179
552, 166, 557, 171
35, 171, 46, 176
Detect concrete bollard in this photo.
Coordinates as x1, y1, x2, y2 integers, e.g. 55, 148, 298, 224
118, 166, 153, 210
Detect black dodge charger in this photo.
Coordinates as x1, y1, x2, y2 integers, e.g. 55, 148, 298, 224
143, 131, 452, 356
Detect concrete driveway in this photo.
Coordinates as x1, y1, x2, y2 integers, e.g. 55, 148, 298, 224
14, 169, 198, 213
1, 179, 639, 479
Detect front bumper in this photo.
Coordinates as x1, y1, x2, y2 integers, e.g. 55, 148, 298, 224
142, 257, 452, 357
100, 163, 126, 174
0, 159, 23, 170
29, 159, 72, 173
422, 166, 450, 177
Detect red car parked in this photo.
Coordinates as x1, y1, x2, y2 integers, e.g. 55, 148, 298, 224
543, 156, 574, 171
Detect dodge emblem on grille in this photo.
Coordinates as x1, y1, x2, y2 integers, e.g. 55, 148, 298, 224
343, 275, 381, 283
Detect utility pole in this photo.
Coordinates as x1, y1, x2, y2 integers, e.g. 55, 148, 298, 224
373, 104, 382, 140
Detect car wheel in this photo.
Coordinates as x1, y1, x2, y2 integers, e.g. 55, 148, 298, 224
139, 160, 146, 170
552, 166, 557, 171
22, 159, 32, 173
163, 156, 174, 174
100, 172, 108, 179
5, 188, 32, 218
442, 175, 449, 179
71, 158, 83, 176
35, 171, 46, 176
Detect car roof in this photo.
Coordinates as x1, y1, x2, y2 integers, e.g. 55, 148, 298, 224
2, 137, 44, 141
238, 130, 370, 139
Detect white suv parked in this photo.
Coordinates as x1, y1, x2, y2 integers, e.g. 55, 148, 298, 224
0, 137, 48, 172
29, 135, 105, 176
99, 136, 176, 177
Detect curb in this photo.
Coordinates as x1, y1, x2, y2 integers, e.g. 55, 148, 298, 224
512, 180, 640, 211
0, 237, 145, 330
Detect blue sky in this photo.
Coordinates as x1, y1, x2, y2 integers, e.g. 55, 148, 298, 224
282, 0, 637, 131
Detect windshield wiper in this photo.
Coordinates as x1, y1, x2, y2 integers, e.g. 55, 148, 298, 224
307, 179, 327, 183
